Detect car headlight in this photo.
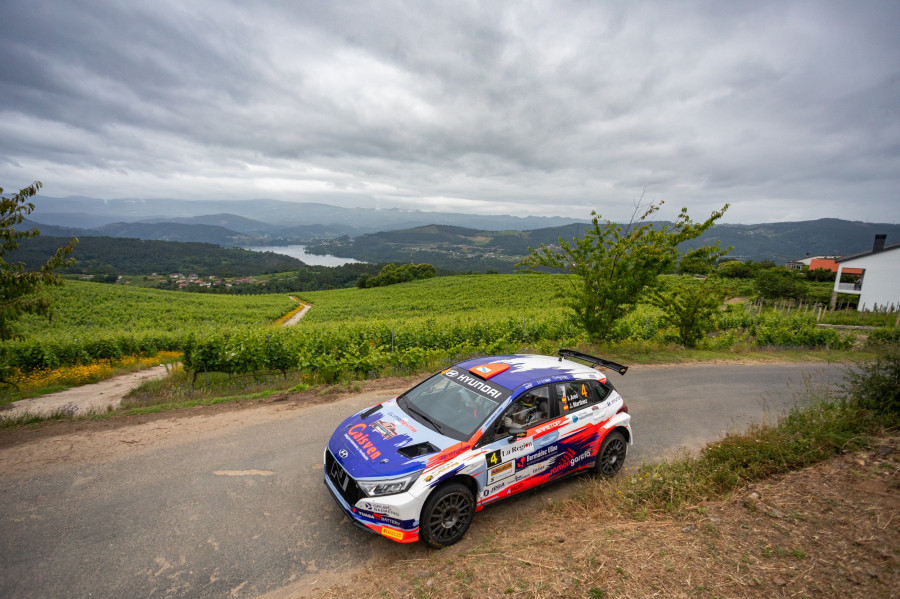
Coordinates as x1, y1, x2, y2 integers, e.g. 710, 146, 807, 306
357, 470, 423, 497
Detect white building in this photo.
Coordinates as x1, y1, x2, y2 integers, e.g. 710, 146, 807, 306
832, 235, 900, 311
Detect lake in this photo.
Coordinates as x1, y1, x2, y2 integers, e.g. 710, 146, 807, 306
242, 245, 366, 267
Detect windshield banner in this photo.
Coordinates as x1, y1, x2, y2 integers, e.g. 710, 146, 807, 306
441, 369, 512, 402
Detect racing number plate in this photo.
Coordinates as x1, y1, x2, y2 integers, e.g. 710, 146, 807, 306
330, 459, 351, 491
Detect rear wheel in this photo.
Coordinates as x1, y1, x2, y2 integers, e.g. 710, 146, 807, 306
419, 482, 475, 548
595, 430, 627, 477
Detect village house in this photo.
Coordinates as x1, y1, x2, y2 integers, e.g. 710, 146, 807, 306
831, 235, 900, 311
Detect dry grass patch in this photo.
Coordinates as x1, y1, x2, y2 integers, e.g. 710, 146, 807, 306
319, 437, 899, 599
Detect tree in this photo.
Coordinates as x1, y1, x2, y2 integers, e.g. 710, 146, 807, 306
1, 182, 78, 340
518, 199, 729, 340
678, 244, 725, 276
716, 260, 753, 278
649, 279, 724, 348
753, 267, 807, 301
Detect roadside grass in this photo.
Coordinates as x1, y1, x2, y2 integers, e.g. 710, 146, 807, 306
120, 366, 310, 410
562, 387, 879, 522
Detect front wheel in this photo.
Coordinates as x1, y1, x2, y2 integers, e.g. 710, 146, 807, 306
419, 482, 475, 548
595, 430, 627, 477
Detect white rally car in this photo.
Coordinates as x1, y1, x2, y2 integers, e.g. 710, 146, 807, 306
324, 350, 631, 548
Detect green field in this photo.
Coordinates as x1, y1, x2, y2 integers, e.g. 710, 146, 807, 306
17, 280, 298, 339
295, 274, 570, 325
1, 274, 883, 386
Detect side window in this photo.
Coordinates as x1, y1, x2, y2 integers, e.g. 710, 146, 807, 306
595, 381, 613, 402
555, 380, 606, 413
493, 385, 552, 439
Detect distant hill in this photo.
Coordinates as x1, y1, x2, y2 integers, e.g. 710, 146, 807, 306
29, 196, 586, 235
7, 236, 306, 277
307, 219, 900, 272
679, 218, 900, 262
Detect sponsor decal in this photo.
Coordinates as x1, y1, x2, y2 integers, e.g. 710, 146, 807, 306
512, 460, 552, 482
549, 448, 593, 477
363, 502, 400, 517
516, 443, 558, 468
568, 397, 590, 410
505, 481, 525, 495
485, 438, 533, 468
443, 370, 507, 400
381, 527, 405, 541
534, 420, 564, 436
487, 460, 515, 485
345, 423, 383, 460
424, 460, 460, 483
354, 507, 408, 528
372, 420, 398, 440
398, 418, 418, 433
427, 441, 471, 469
484, 481, 507, 497
469, 363, 510, 379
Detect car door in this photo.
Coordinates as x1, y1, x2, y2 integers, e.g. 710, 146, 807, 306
546, 379, 615, 476
476, 385, 555, 503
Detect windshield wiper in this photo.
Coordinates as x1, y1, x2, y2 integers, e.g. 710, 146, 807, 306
404, 403, 445, 435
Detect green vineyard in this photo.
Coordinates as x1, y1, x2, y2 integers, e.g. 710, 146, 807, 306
2, 274, 859, 386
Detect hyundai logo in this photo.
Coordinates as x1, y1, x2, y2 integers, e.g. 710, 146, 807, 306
339, 449, 348, 459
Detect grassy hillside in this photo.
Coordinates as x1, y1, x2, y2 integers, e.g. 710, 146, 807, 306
8, 236, 306, 277
296, 274, 569, 325
15, 280, 298, 341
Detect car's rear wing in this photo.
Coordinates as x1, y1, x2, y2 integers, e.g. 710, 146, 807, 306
558, 349, 628, 375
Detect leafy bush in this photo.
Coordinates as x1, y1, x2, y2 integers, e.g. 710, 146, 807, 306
716, 260, 753, 278
806, 268, 836, 282
754, 268, 808, 300
649, 280, 724, 348
360, 263, 436, 288
754, 312, 852, 349
868, 328, 900, 344
844, 343, 900, 423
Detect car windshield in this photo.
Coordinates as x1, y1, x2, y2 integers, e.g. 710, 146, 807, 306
398, 373, 503, 440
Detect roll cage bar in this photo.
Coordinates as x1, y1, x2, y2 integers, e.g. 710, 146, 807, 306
558, 349, 628, 376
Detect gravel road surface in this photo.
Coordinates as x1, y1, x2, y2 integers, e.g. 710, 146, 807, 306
0, 362, 843, 598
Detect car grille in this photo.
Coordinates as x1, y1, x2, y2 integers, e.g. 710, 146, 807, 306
325, 449, 362, 506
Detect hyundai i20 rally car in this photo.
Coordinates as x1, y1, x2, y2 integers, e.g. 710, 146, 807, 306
324, 350, 631, 548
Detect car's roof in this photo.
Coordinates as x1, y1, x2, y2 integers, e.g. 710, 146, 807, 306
452, 354, 603, 391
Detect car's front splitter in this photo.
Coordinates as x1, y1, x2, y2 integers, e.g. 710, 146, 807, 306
323, 474, 420, 544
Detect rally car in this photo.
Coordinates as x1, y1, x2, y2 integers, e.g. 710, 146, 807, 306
323, 349, 632, 548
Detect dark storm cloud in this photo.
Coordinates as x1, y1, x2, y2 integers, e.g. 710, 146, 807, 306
1, 0, 898, 223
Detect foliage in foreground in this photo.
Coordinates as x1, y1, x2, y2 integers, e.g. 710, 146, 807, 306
1, 181, 77, 341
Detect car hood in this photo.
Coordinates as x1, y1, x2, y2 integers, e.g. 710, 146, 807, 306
327, 399, 460, 479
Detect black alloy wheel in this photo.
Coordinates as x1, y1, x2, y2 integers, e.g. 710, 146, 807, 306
595, 430, 627, 477
419, 482, 475, 548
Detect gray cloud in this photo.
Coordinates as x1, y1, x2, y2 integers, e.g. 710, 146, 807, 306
1, 0, 898, 224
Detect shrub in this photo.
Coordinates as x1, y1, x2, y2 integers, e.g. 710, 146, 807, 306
844, 343, 900, 423
754, 268, 808, 300
716, 260, 753, 278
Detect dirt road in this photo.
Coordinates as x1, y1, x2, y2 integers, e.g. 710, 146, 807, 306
0, 364, 173, 419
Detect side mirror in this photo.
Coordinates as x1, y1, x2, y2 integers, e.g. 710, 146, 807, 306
507, 427, 527, 441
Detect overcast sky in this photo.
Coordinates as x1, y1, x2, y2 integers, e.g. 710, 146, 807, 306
2, 0, 898, 224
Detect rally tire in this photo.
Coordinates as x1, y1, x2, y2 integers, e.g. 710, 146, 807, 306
419, 482, 475, 548
595, 430, 627, 477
